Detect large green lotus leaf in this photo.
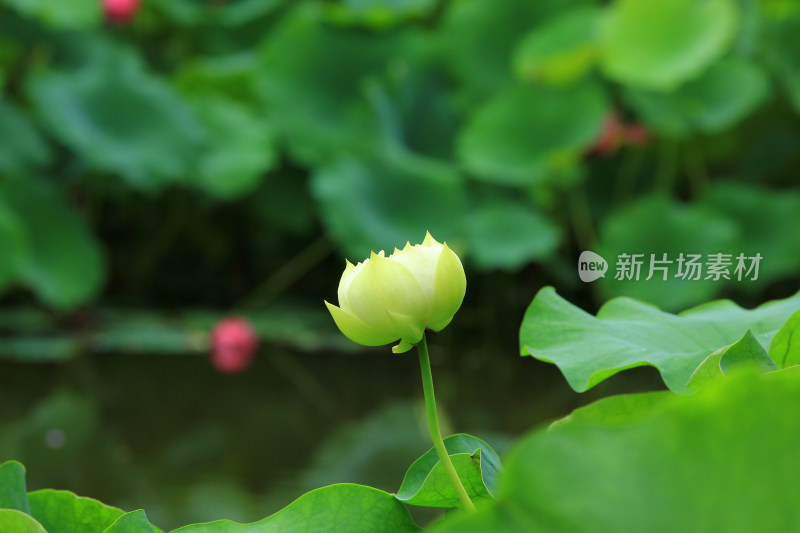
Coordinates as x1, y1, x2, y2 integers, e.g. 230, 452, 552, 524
625, 58, 770, 137
0, 177, 104, 310
0, 99, 51, 173
323, 0, 437, 29
255, 6, 402, 164
458, 82, 607, 185
769, 308, 800, 369
513, 7, 602, 86
432, 368, 800, 532
519, 286, 800, 392
103, 510, 156, 533
396, 434, 501, 508
0, 461, 29, 513
596, 195, 739, 311
28, 45, 204, 189
28, 490, 126, 533
464, 196, 562, 271
548, 391, 671, 430
169, 484, 420, 533
188, 96, 277, 200
702, 183, 800, 288
600, 0, 738, 90
438, 0, 576, 103
687, 330, 778, 390
0, 510, 47, 533
3, 0, 99, 29
310, 152, 467, 259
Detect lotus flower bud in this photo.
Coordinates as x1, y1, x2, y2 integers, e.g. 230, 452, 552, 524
103, 0, 140, 24
210, 317, 259, 373
325, 232, 466, 353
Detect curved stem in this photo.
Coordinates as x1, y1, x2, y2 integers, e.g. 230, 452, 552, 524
417, 335, 476, 512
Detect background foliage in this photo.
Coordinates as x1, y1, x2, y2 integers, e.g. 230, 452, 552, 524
1, 0, 800, 530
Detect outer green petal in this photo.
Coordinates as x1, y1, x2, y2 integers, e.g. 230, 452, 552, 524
392, 339, 414, 354
338, 259, 356, 309
428, 243, 467, 331
387, 311, 426, 345
347, 252, 428, 330
428, 313, 455, 332
325, 301, 397, 346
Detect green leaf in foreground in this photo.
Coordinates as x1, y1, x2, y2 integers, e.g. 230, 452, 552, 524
0, 509, 47, 533
769, 308, 800, 369
520, 286, 800, 392
28, 490, 125, 533
169, 484, 420, 533
395, 434, 501, 508
0, 461, 29, 513
103, 510, 156, 533
687, 330, 778, 390
433, 368, 800, 532
548, 391, 671, 429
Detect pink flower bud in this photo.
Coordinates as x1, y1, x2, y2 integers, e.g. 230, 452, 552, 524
210, 318, 259, 374
103, 0, 140, 24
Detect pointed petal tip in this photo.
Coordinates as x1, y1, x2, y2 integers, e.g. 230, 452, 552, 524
392, 339, 414, 354
422, 231, 440, 247
369, 250, 387, 262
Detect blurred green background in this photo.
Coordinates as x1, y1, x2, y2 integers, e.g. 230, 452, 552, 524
1, 0, 799, 529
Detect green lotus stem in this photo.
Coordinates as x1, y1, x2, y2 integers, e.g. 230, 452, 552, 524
417, 334, 476, 512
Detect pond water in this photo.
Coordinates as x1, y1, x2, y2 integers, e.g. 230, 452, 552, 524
0, 336, 662, 529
